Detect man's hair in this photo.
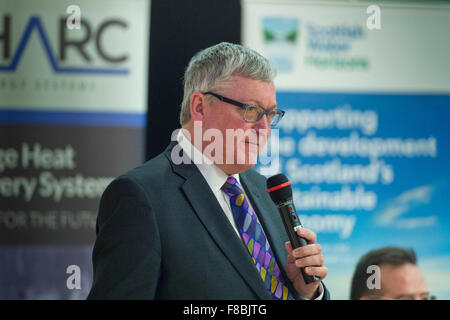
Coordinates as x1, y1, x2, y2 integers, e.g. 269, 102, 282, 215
350, 246, 417, 300
179, 42, 276, 126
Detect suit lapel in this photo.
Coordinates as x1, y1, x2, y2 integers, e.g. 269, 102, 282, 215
164, 144, 271, 299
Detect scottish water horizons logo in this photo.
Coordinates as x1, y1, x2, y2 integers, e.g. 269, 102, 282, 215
262, 17, 299, 73
0, 15, 129, 75
305, 22, 369, 70
261, 16, 370, 72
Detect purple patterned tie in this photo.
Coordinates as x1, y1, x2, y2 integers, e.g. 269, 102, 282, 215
221, 176, 294, 300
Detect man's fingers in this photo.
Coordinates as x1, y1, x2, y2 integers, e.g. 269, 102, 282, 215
294, 254, 324, 268
285, 242, 323, 264
285, 241, 293, 254
296, 228, 316, 244
285, 228, 318, 254
284, 242, 297, 264
292, 244, 321, 258
304, 266, 328, 279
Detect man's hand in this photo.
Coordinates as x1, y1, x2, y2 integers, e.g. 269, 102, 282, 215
284, 228, 328, 299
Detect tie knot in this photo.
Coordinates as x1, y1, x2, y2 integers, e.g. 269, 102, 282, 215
225, 176, 237, 185
221, 176, 243, 196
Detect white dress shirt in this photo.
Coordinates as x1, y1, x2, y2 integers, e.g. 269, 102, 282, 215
177, 129, 253, 237
176, 129, 323, 300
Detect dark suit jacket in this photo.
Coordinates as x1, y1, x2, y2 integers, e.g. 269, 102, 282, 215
87, 142, 330, 299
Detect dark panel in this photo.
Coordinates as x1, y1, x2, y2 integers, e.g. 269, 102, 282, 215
0, 245, 93, 299
0, 124, 144, 245
146, 0, 241, 160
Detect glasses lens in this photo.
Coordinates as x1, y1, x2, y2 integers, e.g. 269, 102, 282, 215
271, 110, 285, 127
397, 293, 431, 300
244, 105, 262, 122
243, 105, 284, 127
268, 111, 281, 125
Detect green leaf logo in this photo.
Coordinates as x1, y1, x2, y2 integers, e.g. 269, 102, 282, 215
285, 30, 297, 43
263, 28, 275, 42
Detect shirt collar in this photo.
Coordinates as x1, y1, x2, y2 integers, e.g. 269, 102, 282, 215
176, 129, 240, 192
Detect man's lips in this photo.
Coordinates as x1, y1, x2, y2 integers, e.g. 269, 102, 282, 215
243, 140, 259, 146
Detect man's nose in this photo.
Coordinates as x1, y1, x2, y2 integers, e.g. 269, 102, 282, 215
254, 113, 271, 130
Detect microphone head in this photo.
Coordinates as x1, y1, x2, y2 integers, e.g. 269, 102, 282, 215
266, 173, 293, 205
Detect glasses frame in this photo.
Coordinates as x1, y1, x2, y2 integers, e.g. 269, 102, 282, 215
202, 91, 285, 127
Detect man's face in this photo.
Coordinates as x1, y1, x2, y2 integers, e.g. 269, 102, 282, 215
367, 263, 429, 300
201, 76, 276, 175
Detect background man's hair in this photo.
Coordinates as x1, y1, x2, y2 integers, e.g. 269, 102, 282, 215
349, 246, 417, 300
179, 42, 276, 126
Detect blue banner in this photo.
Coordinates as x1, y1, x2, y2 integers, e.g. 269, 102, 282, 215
269, 91, 450, 299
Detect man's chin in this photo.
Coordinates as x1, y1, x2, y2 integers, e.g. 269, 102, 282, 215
218, 162, 256, 175
217, 147, 261, 174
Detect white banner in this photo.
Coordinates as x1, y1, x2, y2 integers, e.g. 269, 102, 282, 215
243, 0, 450, 300
0, 0, 149, 113
243, 0, 450, 93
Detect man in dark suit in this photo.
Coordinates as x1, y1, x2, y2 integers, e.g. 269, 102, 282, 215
88, 42, 329, 300
350, 246, 430, 300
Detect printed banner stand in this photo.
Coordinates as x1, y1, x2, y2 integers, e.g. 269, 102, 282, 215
0, 0, 150, 299
243, 0, 450, 299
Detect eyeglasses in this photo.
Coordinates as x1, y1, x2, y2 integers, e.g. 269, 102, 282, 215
203, 91, 285, 128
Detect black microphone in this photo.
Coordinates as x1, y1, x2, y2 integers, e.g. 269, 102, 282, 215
266, 173, 320, 285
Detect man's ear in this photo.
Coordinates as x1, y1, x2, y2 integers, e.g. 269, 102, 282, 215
189, 91, 206, 121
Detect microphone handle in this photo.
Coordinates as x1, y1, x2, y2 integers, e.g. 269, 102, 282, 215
278, 200, 320, 284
